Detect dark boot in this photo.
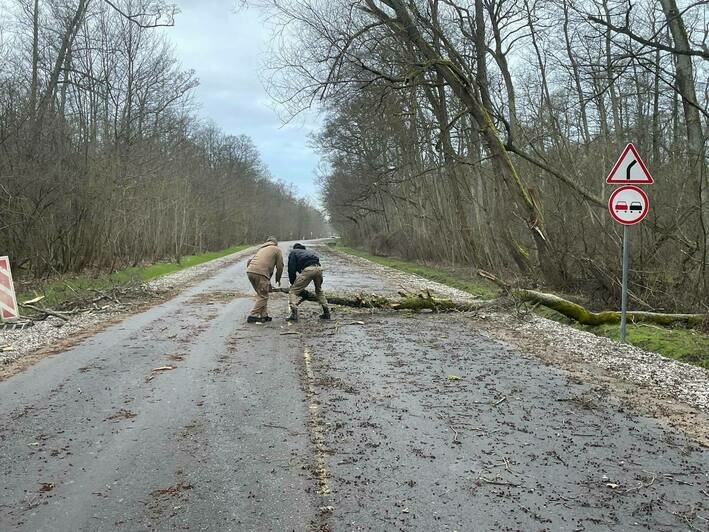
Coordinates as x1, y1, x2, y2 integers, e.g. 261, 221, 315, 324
261, 316, 272, 322
320, 307, 331, 320
246, 315, 260, 323
286, 309, 298, 322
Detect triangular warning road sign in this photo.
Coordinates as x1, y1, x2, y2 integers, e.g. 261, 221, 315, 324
606, 143, 654, 184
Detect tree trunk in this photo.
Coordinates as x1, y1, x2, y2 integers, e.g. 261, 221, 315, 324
602, 0, 623, 138
658, 0, 708, 289
32, 0, 90, 149
276, 287, 484, 311
562, 0, 590, 144
29, 0, 40, 116
365, 0, 563, 283
513, 289, 707, 328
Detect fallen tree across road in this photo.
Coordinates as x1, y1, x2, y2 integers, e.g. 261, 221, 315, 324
274, 287, 483, 312
279, 284, 707, 328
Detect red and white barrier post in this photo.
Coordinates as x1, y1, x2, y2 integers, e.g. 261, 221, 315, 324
0, 256, 19, 321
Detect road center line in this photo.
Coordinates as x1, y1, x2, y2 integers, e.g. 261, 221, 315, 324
302, 347, 332, 497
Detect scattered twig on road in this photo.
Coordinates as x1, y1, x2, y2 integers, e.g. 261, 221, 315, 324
152, 365, 176, 372
624, 474, 655, 493
642, 470, 694, 487
262, 423, 293, 431
477, 475, 521, 488
502, 457, 517, 475
549, 449, 568, 467
671, 511, 702, 531
435, 412, 461, 445
471, 396, 508, 407
146, 365, 176, 382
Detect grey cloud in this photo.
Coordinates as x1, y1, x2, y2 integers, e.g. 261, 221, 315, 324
164, 0, 321, 201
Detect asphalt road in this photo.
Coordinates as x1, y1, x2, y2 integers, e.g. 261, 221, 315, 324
1, 242, 707, 531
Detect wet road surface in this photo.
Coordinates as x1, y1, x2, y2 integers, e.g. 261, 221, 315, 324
1, 242, 707, 531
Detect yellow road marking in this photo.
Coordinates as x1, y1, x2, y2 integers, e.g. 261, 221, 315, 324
303, 347, 331, 496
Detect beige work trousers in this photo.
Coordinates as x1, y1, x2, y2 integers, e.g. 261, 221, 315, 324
289, 266, 329, 311
247, 272, 271, 317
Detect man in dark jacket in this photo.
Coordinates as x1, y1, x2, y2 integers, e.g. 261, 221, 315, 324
286, 243, 330, 322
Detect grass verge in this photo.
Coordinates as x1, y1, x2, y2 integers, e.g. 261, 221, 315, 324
332, 245, 499, 300
333, 243, 708, 369
334, 244, 499, 299
17, 245, 251, 312
536, 307, 708, 369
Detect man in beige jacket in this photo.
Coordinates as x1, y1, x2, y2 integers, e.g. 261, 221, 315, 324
245, 237, 284, 323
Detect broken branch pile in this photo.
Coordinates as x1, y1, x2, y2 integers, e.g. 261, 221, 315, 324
18, 281, 163, 322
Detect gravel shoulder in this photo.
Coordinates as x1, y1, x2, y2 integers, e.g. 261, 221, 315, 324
326, 245, 709, 445
0, 246, 257, 380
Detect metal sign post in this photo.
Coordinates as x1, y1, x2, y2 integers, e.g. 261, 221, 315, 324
620, 226, 630, 342
608, 186, 649, 344
606, 144, 654, 345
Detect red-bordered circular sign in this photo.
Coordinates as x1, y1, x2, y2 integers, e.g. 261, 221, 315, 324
608, 185, 649, 225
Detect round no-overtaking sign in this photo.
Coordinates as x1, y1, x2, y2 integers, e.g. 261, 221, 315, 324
608, 185, 649, 225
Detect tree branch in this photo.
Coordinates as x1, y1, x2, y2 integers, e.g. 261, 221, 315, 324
504, 142, 605, 208
588, 15, 709, 60
103, 0, 177, 28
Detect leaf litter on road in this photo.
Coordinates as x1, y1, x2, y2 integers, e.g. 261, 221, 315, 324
150, 482, 193, 498
105, 409, 138, 422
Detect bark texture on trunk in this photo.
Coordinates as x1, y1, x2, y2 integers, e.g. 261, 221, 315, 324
659, 0, 708, 287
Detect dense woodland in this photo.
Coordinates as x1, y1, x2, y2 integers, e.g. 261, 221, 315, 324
265, 0, 708, 311
0, 0, 326, 279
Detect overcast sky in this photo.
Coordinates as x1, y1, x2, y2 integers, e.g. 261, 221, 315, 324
163, 0, 322, 202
